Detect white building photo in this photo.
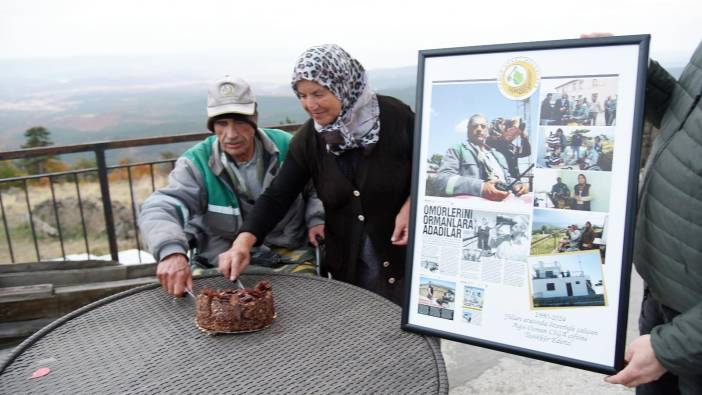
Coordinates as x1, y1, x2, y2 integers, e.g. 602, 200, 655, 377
530, 253, 606, 308
532, 261, 594, 298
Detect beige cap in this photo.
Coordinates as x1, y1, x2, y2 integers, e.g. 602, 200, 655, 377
207, 76, 256, 118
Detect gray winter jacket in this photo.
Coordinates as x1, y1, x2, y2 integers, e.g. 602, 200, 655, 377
634, 41, 702, 375
432, 142, 514, 197
138, 128, 324, 267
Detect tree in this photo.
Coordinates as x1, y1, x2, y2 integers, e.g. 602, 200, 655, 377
0, 161, 24, 190
427, 154, 443, 172
108, 158, 132, 182
428, 154, 443, 166
73, 157, 98, 170
73, 158, 98, 181
159, 151, 178, 160
0, 161, 21, 178
43, 158, 69, 173
279, 116, 295, 125
19, 126, 56, 175
21, 126, 53, 149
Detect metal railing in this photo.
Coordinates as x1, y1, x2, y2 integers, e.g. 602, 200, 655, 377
0, 124, 299, 264
1, 121, 656, 266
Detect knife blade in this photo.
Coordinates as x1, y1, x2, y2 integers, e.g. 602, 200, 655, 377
232, 277, 246, 289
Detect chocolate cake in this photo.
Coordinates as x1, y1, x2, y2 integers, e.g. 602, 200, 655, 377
195, 281, 275, 332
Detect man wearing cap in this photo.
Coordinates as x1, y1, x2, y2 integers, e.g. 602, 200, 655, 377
433, 114, 528, 201
139, 76, 325, 296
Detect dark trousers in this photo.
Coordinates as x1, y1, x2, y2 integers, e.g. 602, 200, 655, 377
637, 289, 702, 394
478, 236, 490, 251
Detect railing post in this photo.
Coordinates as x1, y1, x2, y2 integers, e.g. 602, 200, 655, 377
95, 146, 119, 262
0, 190, 14, 263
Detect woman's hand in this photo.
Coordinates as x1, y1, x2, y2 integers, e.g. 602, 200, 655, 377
308, 224, 325, 246
218, 232, 257, 280
391, 197, 411, 246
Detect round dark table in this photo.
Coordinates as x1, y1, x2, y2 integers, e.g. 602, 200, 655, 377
0, 273, 448, 394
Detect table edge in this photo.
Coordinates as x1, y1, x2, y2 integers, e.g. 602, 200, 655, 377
0, 272, 448, 393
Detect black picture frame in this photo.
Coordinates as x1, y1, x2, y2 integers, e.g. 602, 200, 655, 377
402, 35, 650, 374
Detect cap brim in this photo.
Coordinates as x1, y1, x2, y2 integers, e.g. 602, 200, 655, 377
207, 102, 256, 117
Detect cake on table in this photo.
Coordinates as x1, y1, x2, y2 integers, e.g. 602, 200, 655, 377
195, 280, 275, 332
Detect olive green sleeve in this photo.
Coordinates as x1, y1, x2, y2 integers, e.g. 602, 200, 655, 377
651, 301, 702, 375
644, 60, 677, 129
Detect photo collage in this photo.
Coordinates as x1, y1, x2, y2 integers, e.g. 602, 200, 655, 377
418, 75, 618, 322
530, 76, 618, 309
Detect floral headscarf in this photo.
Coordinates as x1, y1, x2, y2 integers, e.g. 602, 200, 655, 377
292, 44, 380, 155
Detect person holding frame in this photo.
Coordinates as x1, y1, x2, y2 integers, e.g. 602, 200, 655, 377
579, 35, 702, 393
217, 44, 414, 305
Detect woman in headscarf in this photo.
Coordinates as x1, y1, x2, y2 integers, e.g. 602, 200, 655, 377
218, 44, 414, 304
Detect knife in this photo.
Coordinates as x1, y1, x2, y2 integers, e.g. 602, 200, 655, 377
232, 277, 246, 289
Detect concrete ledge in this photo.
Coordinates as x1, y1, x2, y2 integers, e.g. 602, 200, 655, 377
0, 266, 129, 288
0, 260, 119, 274
126, 263, 157, 279
55, 277, 157, 294
0, 284, 54, 303
0, 277, 156, 322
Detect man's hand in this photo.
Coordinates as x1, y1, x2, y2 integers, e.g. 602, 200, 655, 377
391, 197, 411, 245
605, 335, 667, 388
481, 180, 510, 201
308, 224, 325, 246
156, 253, 192, 297
513, 182, 529, 196
218, 232, 257, 281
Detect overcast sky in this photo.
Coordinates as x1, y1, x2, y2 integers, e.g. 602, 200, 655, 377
1, 0, 700, 82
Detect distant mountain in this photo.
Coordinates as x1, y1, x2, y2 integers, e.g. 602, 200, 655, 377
0, 61, 418, 158
0, 54, 684, 161
369, 66, 417, 90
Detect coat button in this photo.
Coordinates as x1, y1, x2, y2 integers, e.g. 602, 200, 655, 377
388, 277, 396, 284
353, 190, 361, 197
358, 215, 365, 222
382, 261, 390, 268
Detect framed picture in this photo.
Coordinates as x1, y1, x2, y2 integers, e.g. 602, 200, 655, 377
402, 35, 650, 374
